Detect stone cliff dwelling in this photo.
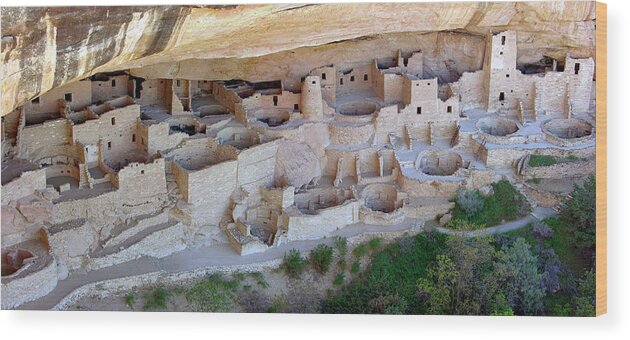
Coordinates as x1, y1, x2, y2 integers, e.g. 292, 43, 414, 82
1, 29, 596, 309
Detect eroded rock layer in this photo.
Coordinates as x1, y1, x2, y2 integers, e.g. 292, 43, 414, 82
2, 2, 596, 116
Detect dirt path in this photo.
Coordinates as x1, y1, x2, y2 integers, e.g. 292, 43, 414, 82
434, 207, 556, 237
19, 219, 423, 310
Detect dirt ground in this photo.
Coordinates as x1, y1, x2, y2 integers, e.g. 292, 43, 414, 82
68, 243, 371, 313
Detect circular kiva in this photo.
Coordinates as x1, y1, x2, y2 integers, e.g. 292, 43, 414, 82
542, 118, 593, 139
197, 104, 230, 116
416, 150, 463, 176
256, 110, 290, 127
477, 117, 519, 136
337, 101, 378, 116
361, 184, 398, 213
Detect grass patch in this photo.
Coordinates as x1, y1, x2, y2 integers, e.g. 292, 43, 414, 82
333, 272, 345, 286
350, 260, 361, 274
527, 177, 542, 184
334, 236, 348, 257
282, 248, 306, 278
451, 180, 530, 227
142, 286, 170, 311
337, 258, 347, 270
267, 295, 289, 313
368, 238, 382, 251
186, 274, 239, 312
309, 244, 334, 274
443, 218, 486, 231
124, 292, 136, 309
322, 232, 448, 314
248, 272, 269, 288
529, 155, 558, 167
352, 243, 368, 258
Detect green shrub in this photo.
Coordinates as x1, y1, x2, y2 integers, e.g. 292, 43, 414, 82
337, 258, 347, 270
527, 177, 542, 184
267, 295, 289, 313
333, 272, 345, 286
334, 236, 348, 257
142, 286, 170, 311
350, 260, 361, 274
248, 272, 269, 288
444, 218, 486, 231
529, 155, 558, 167
368, 238, 382, 251
352, 243, 368, 258
456, 189, 484, 216
186, 274, 239, 312
368, 294, 408, 314
309, 244, 334, 274
282, 249, 306, 278
124, 292, 136, 309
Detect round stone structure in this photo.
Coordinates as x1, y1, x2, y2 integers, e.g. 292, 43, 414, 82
477, 117, 519, 136
542, 118, 593, 139
197, 104, 230, 117
416, 150, 463, 176
337, 101, 378, 116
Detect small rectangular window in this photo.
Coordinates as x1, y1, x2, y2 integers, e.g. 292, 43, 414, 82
294, 104, 299, 111
340, 78, 343, 85
107, 141, 112, 150
141, 170, 145, 175
506, 74, 510, 78
64, 93, 73, 102
312, 80, 316, 84
321, 73, 326, 80
111, 79, 116, 87
417, 107, 422, 114
574, 63, 580, 75
176, 80, 181, 87
499, 92, 505, 101
350, 76, 355, 82
501, 36, 506, 45
447, 106, 452, 113
364, 74, 368, 81
31, 97, 40, 105
132, 134, 136, 142
111, 117, 116, 125
273, 96, 278, 106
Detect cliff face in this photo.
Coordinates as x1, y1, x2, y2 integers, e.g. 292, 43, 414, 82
1, 2, 596, 116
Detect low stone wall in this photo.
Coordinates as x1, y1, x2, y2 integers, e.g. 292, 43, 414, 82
523, 160, 594, 180
360, 207, 405, 225
1, 257, 58, 309
1, 168, 46, 205
284, 200, 361, 241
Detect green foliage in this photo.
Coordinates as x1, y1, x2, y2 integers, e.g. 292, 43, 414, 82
368, 294, 409, 314
444, 218, 486, 231
529, 155, 558, 167
456, 189, 484, 217
186, 274, 239, 312
337, 258, 347, 270
496, 238, 546, 315
266, 295, 289, 313
350, 260, 361, 274
334, 236, 348, 257
527, 177, 542, 185
309, 244, 334, 275
142, 286, 170, 311
368, 237, 382, 251
452, 180, 530, 227
282, 249, 306, 278
322, 232, 447, 314
352, 243, 368, 258
248, 272, 269, 288
573, 270, 596, 317
333, 272, 345, 286
232, 271, 246, 282
124, 292, 136, 310
417, 255, 457, 314
559, 175, 596, 264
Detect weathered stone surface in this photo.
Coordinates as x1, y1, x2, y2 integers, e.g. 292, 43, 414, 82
15, 194, 53, 224
1, 2, 596, 116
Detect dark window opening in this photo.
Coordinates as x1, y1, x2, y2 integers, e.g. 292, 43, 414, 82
417, 107, 422, 114
403, 58, 409, 67
499, 92, 505, 101
111, 117, 116, 125
141, 170, 145, 175
273, 96, 278, 106
501, 36, 506, 45
111, 79, 116, 87
500, 52, 503, 55
364, 74, 368, 81
141, 137, 145, 145
107, 141, 112, 150
574, 63, 580, 75
134, 78, 143, 99
322, 73, 326, 80
506, 74, 510, 78
447, 106, 452, 113
294, 104, 299, 111
31, 97, 40, 105
312, 80, 316, 84
132, 134, 136, 142
85, 147, 88, 152
340, 78, 343, 85
176, 80, 181, 87
427, 82, 431, 86
350, 76, 355, 82
64, 93, 73, 102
